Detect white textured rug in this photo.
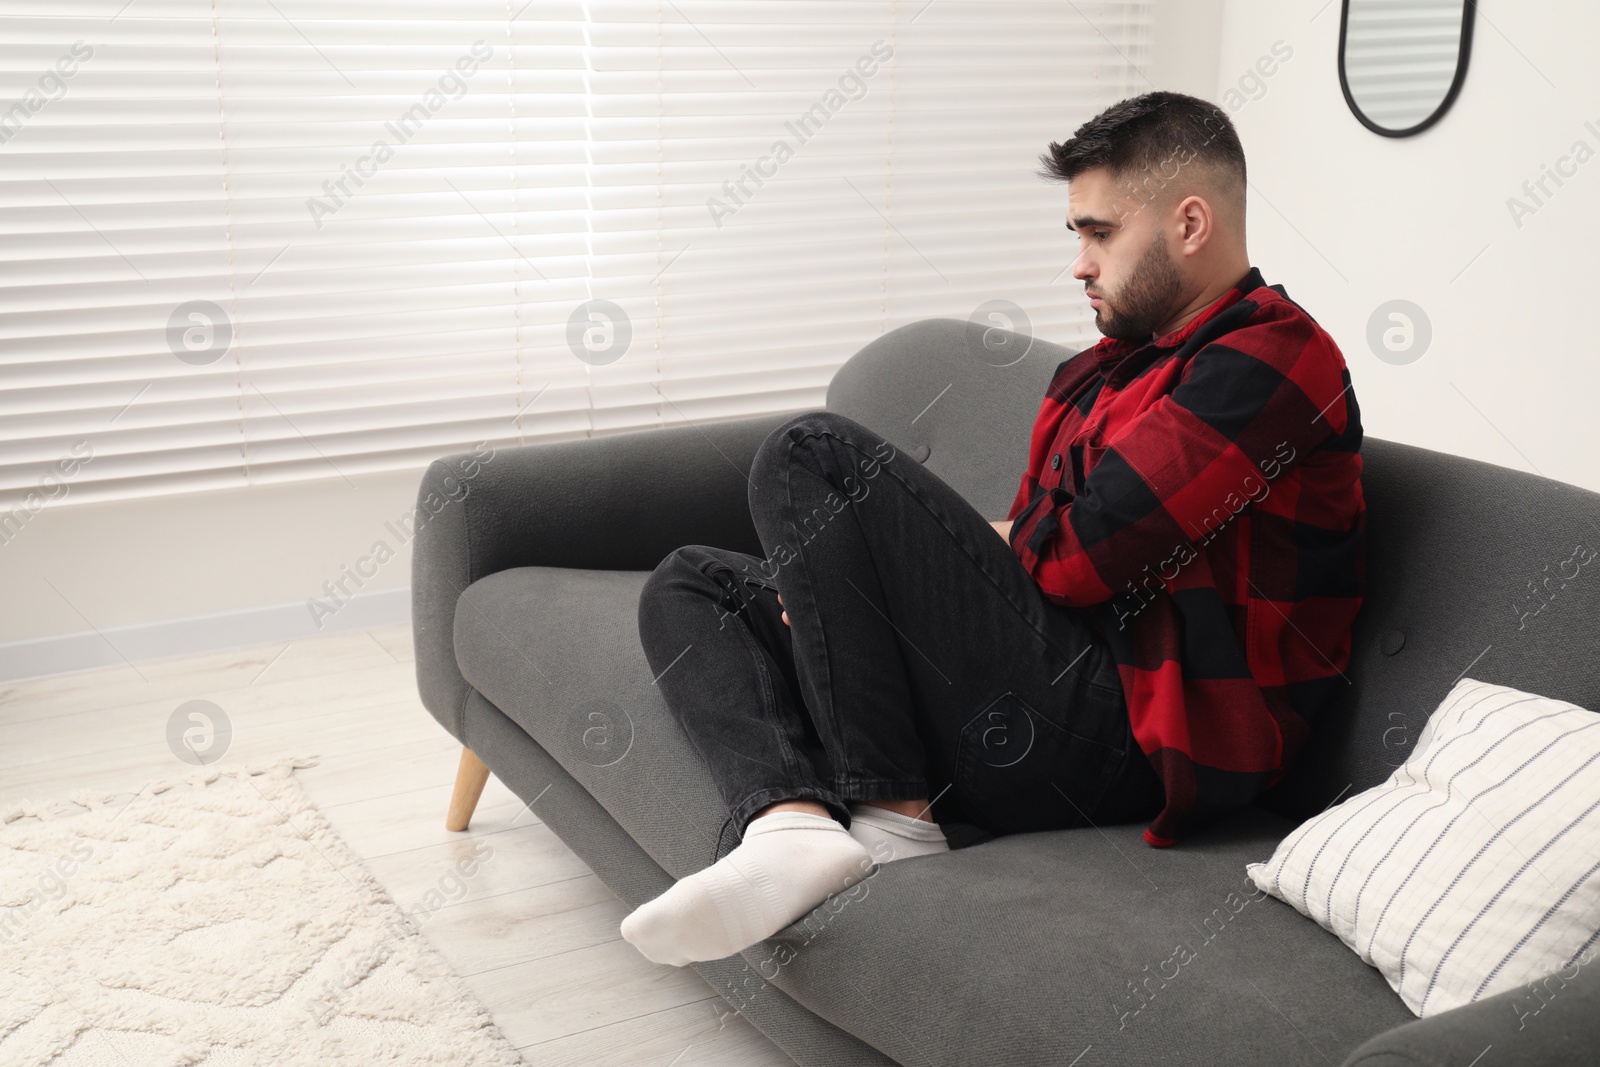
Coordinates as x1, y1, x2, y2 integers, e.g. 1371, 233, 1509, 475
0, 754, 526, 1066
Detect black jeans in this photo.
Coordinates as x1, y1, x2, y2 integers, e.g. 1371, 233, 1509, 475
636, 410, 1164, 843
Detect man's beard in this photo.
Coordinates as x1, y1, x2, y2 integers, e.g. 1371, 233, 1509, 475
1092, 233, 1185, 342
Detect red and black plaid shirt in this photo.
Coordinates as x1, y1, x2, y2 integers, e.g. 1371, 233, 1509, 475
1006, 266, 1366, 847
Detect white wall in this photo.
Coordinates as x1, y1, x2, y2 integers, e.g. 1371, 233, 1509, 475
0, 467, 424, 663
1214, 0, 1600, 496
1151, 0, 1226, 99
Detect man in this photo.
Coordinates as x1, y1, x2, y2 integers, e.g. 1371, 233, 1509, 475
620, 90, 1364, 968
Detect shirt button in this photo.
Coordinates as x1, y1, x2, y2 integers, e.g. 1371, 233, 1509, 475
1050, 454, 1062, 470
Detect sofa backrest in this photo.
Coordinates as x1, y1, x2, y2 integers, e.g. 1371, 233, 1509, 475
828, 317, 1600, 826
828, 317, 1060, 519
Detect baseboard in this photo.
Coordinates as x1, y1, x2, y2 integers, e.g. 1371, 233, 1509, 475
0, 586, 411, 683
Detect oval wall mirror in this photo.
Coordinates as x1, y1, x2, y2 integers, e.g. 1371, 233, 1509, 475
1339, 0, 1476, 137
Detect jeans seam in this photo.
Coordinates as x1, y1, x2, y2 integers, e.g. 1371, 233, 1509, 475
834, 775, 927, 790
781, 430, 856, 767
698, 557, 821, 801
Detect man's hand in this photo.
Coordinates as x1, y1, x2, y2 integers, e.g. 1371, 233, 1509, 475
777, 593, 789, 627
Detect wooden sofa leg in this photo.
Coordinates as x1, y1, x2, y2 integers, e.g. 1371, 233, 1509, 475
447, 746, 492, 832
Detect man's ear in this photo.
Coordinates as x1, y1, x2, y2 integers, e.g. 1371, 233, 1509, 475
1175, 194, 1214, 254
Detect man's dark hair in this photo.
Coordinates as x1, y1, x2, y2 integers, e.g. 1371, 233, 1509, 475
1037, 91, 1245, 209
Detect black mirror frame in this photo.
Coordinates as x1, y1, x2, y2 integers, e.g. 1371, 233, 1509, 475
1338, 0, 1477, 138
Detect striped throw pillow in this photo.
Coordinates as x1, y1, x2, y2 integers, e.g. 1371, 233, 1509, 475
1246, 677, 1600, 1017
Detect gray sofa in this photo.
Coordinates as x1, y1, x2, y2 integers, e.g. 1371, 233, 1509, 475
410, 317, 1600, 1066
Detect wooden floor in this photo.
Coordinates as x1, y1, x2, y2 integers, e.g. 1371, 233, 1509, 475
0, 623, 797, 1067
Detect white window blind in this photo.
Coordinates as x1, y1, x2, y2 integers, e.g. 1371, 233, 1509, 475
0, 0, 1153, 510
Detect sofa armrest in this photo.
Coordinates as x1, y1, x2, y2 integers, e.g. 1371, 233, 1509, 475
1341, 956, 1599, 1067
411, 409, 801, 737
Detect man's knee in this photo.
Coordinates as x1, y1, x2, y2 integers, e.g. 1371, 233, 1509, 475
751, 410, 829, 488
749, 410, 894, 512
640, 545, 713, 624
640, 545, 765, 637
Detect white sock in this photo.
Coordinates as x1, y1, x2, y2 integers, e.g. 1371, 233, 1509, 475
846, 802, 949, 863
619, 810, 874, 967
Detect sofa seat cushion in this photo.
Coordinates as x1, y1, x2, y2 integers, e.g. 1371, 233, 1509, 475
451, 565, 751, 882
740, 804, 1417, 1066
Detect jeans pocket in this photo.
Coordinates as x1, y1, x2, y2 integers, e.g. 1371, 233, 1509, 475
953, 688, 1126, 836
